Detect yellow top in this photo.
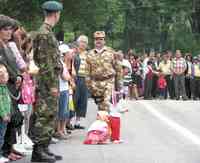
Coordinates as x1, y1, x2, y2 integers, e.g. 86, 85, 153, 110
194, 64, 200, 77
78, 51, 89, 77
158, 60, 171, 75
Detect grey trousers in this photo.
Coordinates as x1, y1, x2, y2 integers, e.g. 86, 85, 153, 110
173, 74, 187, 99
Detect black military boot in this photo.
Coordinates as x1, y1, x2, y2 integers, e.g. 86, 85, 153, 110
31, 145, 56, 163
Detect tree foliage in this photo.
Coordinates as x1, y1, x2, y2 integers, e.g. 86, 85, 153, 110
1, 0, 200, 54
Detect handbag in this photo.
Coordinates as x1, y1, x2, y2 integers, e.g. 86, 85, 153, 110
68, 90, 75, 111
9, 91, 24, 128
10, 107, 24, 128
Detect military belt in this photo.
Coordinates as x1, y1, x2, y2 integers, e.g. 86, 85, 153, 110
91, 74, 114, 81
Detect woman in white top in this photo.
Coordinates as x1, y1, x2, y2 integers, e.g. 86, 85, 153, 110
57, 44, 72, 138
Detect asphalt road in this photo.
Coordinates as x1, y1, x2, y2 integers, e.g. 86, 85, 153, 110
17, 99, 200, 163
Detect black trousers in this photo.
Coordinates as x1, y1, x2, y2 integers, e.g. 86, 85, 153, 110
185, 77, 191, 99
194, 77, 200, 98
2, 120, 17, 157
165, 75, 175, 99
151, 75, 158, 98
144, 77, 153, 99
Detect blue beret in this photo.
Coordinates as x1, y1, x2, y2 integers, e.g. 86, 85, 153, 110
42, 1, 63, 11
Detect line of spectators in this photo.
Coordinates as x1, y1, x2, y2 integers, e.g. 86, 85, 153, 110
0, 14, 89, 163
121, 49, 200, 101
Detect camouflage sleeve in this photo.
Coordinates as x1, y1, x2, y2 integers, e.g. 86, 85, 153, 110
47, 33, 62, 72
113, 53, 123, 90
34, 33, 61, 88
85, 52, 92, 88
85, 52, 90, 76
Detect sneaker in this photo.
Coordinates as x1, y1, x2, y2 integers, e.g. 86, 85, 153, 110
66, 124, 74, 130
53, 133, 68, 140
66, 130, 72, 134
0, 156, 9, 163
74, 125, 85, 130
112, 139, 124, 144
64, 130, 72, 135
58, 134, 68, 140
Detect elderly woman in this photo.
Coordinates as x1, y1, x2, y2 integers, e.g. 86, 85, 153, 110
74, 35, 89, 129
0, 15, 23, 162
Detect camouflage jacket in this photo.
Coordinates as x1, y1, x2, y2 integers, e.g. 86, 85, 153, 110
32, 23, 61, 92
86, 46, 122, 83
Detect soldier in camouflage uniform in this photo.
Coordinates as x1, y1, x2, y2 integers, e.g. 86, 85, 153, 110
28, 1, 63, 162
86, 31, 122, 112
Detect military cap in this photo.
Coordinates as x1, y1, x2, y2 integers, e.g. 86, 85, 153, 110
42, 1, 63, 12
94, 31, 106, 38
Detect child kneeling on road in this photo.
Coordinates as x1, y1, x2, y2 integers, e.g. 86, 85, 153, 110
83, 111, 111, 145
83, 91, 128, 145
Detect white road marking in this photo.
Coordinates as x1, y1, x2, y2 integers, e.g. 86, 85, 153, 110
139, 100, 200, 146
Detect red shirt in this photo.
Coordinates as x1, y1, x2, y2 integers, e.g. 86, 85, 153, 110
157, 77, 167, 89
146, 66, 153, 79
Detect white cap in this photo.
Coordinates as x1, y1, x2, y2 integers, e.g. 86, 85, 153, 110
59, 44, 73, 54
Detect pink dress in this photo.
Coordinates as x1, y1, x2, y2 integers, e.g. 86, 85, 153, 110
84, 120, 110, 144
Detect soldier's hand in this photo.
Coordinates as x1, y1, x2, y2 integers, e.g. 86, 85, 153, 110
50, 87, 59, 97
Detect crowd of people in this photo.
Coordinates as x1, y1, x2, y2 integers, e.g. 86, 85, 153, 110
0, 1, 200, 163
121, 49, 200, 101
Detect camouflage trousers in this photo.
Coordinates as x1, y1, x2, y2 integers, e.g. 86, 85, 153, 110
87, 78, 114, 111
28, 94, 57, 146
